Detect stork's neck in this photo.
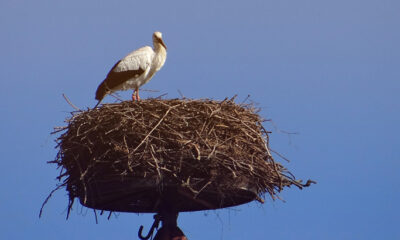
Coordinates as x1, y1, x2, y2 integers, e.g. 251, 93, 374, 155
152, 43, 167, 72
154, 42, 166, 55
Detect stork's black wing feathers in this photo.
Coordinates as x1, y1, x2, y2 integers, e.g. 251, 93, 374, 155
95, 60, 145, 101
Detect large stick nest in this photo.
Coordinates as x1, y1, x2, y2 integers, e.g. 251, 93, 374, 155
46, 98, 313, 217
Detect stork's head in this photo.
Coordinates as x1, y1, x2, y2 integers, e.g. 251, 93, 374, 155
153, 31, 167, 50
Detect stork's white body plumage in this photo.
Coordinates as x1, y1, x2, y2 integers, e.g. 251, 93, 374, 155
95, 31, 167, 106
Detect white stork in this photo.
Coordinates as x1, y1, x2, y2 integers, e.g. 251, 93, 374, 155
95, 31, 167, 107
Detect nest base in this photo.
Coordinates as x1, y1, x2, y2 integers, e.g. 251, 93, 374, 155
80, 177, 258, 213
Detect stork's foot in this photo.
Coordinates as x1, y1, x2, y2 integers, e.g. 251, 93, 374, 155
132, 95, 141, 101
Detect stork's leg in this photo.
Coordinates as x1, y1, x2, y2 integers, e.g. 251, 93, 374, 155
132, 88, 140, 101
136, 88, 140, 101
132, 89, 137, 101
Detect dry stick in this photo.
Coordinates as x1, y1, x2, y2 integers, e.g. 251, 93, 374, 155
39, 184, 65, 218
140, 88, 160, 93
264, 142, 284, 190
241, 94, 251, 105
255, 195, 265, 203
194, 181, 212, 198
177, 89, 186, 99
150, 145, 162, 178
155, 93, 168, 99
52, 126, 68, 134
93, 209, 98, 224
177, 188, 216, 209
66, 198, 74, 220
62, 93, 82, 112
109, 93, 124, 102
72, 154, 89, 205
303, 179, 317, 187
272, 162, 284, 191
107, 211, 113, 220
270, 149, 291, 162
131, 104, 180, 154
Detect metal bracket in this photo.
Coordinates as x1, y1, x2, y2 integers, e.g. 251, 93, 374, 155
138, 214, 161, 240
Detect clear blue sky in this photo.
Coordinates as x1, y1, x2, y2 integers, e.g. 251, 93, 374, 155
1, 0, 399, 239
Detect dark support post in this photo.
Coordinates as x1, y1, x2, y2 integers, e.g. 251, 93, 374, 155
138, 192, 188, 240
137, 211, 187, 240
153, 210, 187, 240
160, 210, 178, 228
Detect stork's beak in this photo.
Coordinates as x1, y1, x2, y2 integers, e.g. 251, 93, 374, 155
160, 39, 167, 50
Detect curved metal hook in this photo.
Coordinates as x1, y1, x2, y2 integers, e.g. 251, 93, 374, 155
138, 214, 161, 240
